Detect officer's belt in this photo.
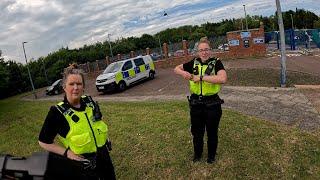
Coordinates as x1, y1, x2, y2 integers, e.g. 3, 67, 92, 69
188, 94, 224, 106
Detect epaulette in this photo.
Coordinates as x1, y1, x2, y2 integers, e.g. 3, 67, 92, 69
194, 57, 201, 65
81, 95, 95, 109
55, 102, 73, 116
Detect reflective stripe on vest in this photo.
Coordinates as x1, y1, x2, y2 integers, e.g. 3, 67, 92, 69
189, 59, 221, 96
56, 102, 108, 155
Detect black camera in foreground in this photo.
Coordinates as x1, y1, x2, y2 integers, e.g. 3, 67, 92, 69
0, 152, 97, 180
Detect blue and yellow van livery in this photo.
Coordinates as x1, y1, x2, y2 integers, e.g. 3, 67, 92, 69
96, 55, 155, 92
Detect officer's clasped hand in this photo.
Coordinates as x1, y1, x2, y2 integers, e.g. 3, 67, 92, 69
183, 71, 193, 80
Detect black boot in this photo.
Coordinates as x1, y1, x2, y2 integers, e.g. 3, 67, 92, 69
207, 157, 215, 164
193, 154, 201, 162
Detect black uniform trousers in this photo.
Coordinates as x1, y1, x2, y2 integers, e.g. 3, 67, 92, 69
190, 102, 222, 159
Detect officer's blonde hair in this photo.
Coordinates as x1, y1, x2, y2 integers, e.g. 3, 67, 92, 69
197, 37, 212, 49
62, 63, 85, 88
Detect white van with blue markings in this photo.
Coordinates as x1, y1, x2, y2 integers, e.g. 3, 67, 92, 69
96, 55, 155, 92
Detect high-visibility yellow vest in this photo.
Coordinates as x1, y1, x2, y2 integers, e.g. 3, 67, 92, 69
189, 58, 221, 96
56, 97, 108, 155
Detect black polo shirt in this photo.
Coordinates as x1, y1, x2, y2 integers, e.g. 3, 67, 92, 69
183, 58, 225, 75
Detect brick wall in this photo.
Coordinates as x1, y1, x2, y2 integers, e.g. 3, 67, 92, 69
227, 23, 266, 57
154, 56, 193, 68
84, 27, 267, 78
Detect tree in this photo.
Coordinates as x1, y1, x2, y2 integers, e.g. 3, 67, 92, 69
0, 60, 9, 98
314, 19, 320, 28
134, 34, 157, 49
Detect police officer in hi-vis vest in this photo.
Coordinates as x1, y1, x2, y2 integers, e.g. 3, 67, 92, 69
174, 37, 227, 164
38, 64, 116, 179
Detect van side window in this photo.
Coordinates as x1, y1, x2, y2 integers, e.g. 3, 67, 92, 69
122, 61, 133, 71
133, 58, 145, 66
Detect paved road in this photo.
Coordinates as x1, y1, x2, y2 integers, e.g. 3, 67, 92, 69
30, 55, 320, 132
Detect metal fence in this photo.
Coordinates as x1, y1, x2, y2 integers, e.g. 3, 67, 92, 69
265, 28, 320, 50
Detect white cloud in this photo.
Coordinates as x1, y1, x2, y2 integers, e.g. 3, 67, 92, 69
0, 0, 319, 64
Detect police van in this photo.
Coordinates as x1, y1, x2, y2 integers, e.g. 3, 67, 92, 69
96, 55, 155, 92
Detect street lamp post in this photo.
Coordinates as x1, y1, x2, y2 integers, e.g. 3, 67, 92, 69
243, 5, 249, 31
22, 42, 37, 99
290, 14, 294, 30
276, 0, 287, 87
107, 34, 114, 58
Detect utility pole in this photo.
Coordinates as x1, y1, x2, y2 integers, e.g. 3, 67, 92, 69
107, 34, 113, 58
276, 0, 287, 87
243, 5, 249, 31
22, 42, 37, 99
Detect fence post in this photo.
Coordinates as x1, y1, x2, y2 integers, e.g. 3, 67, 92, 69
96, 60, 99, 72
130, 51, 135, 58
106, 56, 110, 66
163, 43, 168, 59
182, 40, 188, 56
146, 48, 150, 55
87, 62, 90, 73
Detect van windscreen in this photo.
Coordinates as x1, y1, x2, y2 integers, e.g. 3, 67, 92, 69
103, 62, 123, 74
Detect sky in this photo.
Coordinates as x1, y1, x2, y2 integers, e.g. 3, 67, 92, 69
1, 0, 319, 64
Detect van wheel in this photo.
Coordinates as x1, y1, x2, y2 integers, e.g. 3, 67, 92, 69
118, 81, 126, 91
149, 72, 155, 79
54, 90, 59, 95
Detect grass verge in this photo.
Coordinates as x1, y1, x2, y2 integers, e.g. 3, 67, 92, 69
226, 68, 320, 87
0, 98, 319, 179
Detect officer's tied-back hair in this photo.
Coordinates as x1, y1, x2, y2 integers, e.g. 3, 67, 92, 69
197, 36, 212, 49
62, 63, 85, 88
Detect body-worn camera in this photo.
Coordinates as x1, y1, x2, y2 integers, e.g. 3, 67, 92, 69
93, 101, 102, 122
193, 66, 199, 75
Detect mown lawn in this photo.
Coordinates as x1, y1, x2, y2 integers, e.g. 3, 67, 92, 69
226, 68, 320, 87
0, 97, 319, 179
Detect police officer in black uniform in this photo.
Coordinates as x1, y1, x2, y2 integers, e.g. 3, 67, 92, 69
39, 64, 116, 179
174, 37, 227, 163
